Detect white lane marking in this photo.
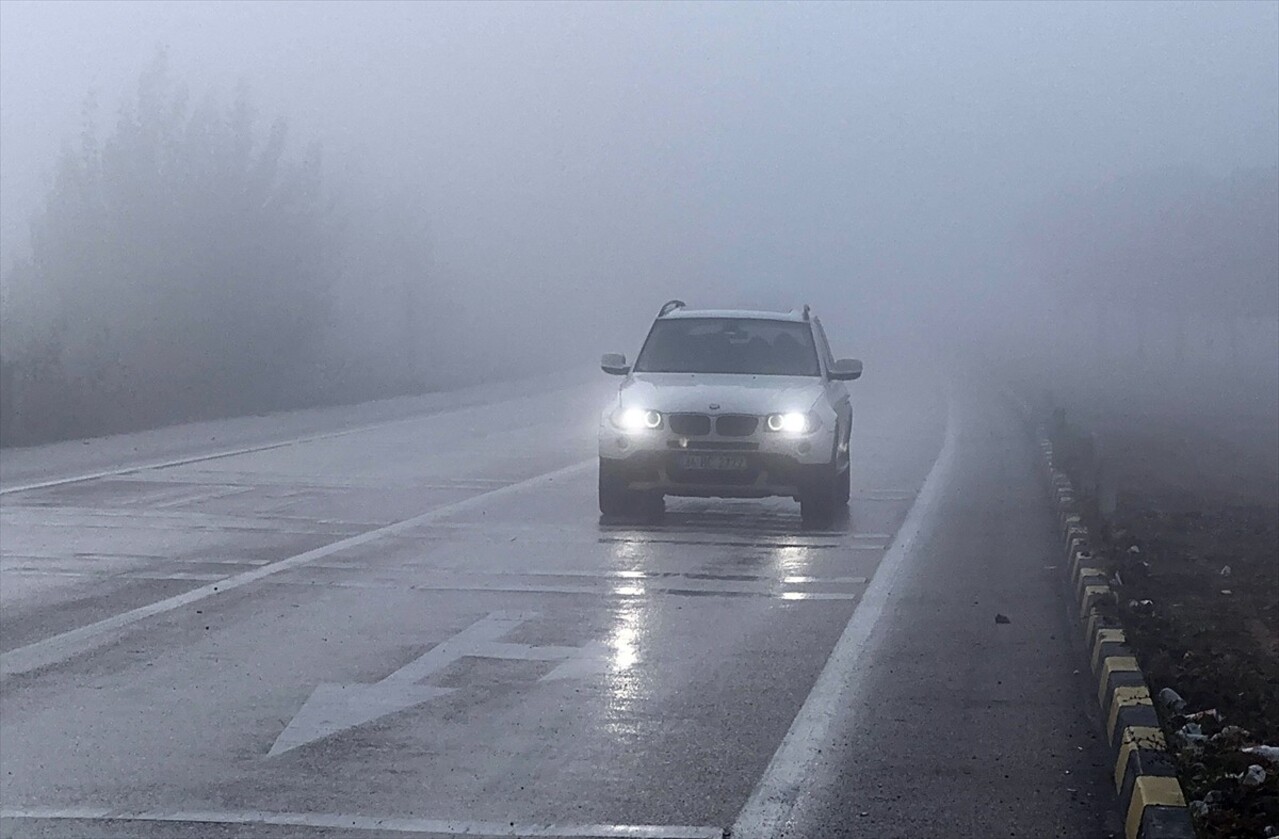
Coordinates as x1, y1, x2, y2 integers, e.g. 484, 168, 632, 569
731, 399, 959, 838
851, 490, 917, 500
269, 611, 607, 756
132, 472, 514, 492
152, 485, 255, 508
597, 537, 848, 550
0, 808, 723, 838
7, 511, 363, 537
120, 571, 227, 581
599, 529, 884, 542
315, 566, 868, 585
292, 567, 868, 591
2, 558, 273, 577
1, 435, 371, 497
260, 577, 862, 600
0, 566, 868, 599
782, 575, 867, 585
0, 461, 593, 679
0, 569, 93, 579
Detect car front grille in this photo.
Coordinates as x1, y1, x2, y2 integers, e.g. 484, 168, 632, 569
667, 413, 762, 437
715, 415, 758, 436
669, 413, 712, 436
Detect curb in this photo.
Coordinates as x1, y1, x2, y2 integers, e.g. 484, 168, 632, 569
1004, 390, 1196, 839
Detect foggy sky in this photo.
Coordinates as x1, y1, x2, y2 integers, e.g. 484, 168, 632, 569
2, 0, 1276, 363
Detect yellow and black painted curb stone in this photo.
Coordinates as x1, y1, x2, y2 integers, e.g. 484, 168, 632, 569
1005, 391, 1195, 839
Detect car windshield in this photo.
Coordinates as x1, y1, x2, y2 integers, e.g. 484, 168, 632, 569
633, 318, 821, 376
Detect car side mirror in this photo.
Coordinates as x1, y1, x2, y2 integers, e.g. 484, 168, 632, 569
828, 358, 862, 381
601, 352, 630, 376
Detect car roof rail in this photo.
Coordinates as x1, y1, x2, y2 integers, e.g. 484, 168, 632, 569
801, 304, 811, 321
658, 299, 687, 317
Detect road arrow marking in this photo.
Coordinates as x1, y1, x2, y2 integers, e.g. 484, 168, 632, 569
268, 611, 609, 756
267, 683, 453, 757
541, 641, 611, 681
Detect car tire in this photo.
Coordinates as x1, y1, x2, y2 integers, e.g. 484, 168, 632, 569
599, 459, 636, 517
800, 463, 840, 527
837, 461, 851, 505
600, 458, 663, 521
639, 492, 666, 523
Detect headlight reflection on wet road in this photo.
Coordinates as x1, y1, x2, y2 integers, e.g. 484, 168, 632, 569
608, 596, 643, 672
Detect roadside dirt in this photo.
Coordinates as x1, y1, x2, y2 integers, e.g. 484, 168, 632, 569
1053, 417, 1279, 839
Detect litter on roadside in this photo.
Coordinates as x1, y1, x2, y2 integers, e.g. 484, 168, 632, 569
1241, 764, 1268, 788
1129, 599, 1155, 614
1185, 708, 1221, 722
1173, 722, 1207, 748
1242, 745, 1279, 766
1212, 725, 1252, 744
1158, 687, 1188, 713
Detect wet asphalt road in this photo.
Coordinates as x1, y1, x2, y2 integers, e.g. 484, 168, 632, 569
0, 365, 1120, 838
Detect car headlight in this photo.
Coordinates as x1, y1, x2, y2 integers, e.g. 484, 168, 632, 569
612, 407, 663, 431
766, 411, 818, 434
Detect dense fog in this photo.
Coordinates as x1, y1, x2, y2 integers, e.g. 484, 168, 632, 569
1, 1, 1275, 445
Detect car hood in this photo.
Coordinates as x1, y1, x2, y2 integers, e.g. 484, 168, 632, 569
619, 373, 824, 415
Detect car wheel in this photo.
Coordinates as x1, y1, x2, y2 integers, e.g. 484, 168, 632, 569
639, 492, 666, 523
598, 457, 639, 516
800, 463, 839, 527
837, 461, 851, 505
599, 458, 654, 519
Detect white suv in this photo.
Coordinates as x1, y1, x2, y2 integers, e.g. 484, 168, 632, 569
598, 300, 862, 525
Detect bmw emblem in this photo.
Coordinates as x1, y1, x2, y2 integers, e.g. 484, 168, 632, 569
708, 403, 720, 410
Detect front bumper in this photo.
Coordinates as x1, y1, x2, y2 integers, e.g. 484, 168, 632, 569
598, 424, 838, 498
601, 450, 832, 498
599, 417, 836, 463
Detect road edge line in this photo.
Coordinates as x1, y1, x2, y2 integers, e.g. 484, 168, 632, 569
0, 808, 723, 838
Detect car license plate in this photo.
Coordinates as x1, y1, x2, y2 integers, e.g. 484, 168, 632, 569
676, 453, 748, 471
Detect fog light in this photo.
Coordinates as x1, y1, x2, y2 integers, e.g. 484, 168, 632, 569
797, 441, 811, 455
